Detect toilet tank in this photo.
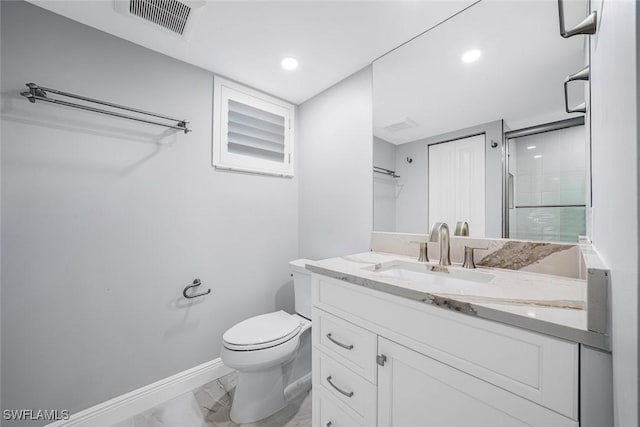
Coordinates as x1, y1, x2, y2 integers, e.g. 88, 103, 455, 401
289, 259, 314, 320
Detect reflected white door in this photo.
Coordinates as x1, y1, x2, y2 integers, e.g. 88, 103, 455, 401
428, 134, 485, 236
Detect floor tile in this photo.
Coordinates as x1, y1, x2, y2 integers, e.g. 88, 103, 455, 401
111, 372, 311, 427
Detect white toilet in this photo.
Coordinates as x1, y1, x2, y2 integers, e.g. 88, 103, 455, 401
220, 259, 313, 424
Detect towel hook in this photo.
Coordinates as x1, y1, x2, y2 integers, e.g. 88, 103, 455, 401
183, 278, 211, 299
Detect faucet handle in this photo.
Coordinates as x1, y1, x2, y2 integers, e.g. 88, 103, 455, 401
462, 246, 489, 269
410, 241, 429, 263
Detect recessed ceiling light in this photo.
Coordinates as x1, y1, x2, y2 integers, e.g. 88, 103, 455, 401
534, 154, 543, 159
281, 57, 299, 70
527, 145, 537, 150
461, 49, 481, 63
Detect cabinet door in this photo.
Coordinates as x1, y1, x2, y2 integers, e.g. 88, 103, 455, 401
377, 337, 577, 427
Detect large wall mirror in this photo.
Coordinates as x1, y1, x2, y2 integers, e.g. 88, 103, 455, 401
372, 0, 590, 243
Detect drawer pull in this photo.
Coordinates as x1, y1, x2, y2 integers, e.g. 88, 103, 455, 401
326, 333, 354, 350
326, 376, 354, 398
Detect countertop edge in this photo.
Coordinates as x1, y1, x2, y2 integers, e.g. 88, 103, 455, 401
306, 263, 610, 352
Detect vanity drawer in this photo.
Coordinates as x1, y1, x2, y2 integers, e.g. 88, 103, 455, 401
314, 388, 364, 427
312, 274, 579, 420
312, 348, 376, 426
313, 307, 377, 383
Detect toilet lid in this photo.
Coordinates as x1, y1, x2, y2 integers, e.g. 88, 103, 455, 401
223, 311, 301, 350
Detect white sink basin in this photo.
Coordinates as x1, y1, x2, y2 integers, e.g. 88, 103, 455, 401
363, 260, 495, 296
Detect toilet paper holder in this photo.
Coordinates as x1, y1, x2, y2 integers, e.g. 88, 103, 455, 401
183, 278, 211, 299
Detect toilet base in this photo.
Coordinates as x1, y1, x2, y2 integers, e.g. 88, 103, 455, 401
230, 365, 286, 424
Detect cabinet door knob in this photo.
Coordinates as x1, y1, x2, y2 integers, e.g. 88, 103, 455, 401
377, 354, 388, 366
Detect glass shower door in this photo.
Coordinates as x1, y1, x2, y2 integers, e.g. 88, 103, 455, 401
507, 124, 587, 243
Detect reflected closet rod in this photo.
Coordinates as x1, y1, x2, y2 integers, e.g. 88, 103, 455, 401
374, 166, 400, 178
20, 83, 191, 134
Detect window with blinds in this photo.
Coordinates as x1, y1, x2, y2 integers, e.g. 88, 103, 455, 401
213, 76, 295, 177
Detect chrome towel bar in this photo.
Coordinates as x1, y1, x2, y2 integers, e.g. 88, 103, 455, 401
20, 83, 191, 134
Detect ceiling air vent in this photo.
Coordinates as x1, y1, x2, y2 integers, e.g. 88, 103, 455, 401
381, 117, 419, 133
114, 0, 205, 39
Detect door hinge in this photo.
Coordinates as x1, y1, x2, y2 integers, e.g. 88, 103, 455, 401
377, 354, 387, 366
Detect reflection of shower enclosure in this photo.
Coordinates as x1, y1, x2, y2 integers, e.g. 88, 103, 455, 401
505, 118, 587, 242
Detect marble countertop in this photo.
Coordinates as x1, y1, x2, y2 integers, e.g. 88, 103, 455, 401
306, 251, 609, 351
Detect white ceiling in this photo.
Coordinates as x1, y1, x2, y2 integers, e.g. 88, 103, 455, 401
373, 0, 586, 144
26, 0, 477, 105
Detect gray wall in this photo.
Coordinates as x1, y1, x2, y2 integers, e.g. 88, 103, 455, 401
373, 137, 396, 171
373, 137, 396, 231
392, 120, 503, 236
1, 2, 298, 424
590, 1, 639, 425
298, 67, 373, 259
394, 139, 428, 233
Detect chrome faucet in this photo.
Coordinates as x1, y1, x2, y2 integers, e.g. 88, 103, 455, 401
454, 221, 469, 236
429, 222, 451, 266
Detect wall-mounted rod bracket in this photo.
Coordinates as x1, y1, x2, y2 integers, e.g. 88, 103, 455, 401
558, 0, 597, 38
564, 66, 590, 114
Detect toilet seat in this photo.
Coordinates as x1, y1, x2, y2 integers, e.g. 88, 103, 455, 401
223, 311, 302, 351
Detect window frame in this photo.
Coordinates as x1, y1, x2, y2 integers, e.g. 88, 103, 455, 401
212, 76, 295, 177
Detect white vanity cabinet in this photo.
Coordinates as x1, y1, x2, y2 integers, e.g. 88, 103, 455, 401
311, 273, 580, 427
377, 338, 576, 427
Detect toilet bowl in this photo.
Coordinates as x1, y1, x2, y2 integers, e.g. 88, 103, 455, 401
220, 259, 314, 424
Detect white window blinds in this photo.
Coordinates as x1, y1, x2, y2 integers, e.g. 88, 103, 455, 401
227, 99, 286, 162
213, 76, 294, 177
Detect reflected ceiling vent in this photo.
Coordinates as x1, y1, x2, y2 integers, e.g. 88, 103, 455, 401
381, 117, 419, 133
114, 0, 205, 39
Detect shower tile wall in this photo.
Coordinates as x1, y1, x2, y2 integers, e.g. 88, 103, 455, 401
510, 125, 587, 242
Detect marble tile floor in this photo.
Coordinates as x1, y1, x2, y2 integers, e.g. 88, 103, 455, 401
111, 372, 312, 427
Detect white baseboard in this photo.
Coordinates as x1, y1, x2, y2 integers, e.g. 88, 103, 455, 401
46, 358, 234, 427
